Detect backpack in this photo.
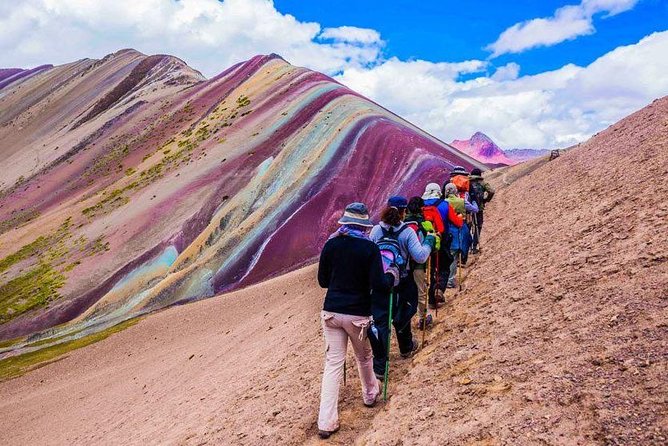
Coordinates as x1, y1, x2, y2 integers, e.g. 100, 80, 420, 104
469, 181, 485, 209
377, 226, 409, 278
451, 175, 469, 193
422, 199, 446, 234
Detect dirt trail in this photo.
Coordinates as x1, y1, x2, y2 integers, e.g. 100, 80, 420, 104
0, 262, 417, 446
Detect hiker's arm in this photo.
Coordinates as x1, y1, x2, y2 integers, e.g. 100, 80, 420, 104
465, 199, 478, 213
448, 206, 464, 228
406, 229, 432, 264
369, 225, 381, 243
317, 242, 332, 288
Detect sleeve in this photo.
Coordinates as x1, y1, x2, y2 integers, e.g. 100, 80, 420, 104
369, 245, 391, 292
369, 225, 382, 243
317, 241, 332, 288
405, 228, 431, 264
448, 205, 464, 227
465, 199, 479, 213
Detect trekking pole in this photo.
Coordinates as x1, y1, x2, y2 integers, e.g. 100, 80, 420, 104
422, 257, 431, 349
458, 250, 463, 292
434, 253, 440, 319
382, 289, 394, 401
343, 357, 347, 386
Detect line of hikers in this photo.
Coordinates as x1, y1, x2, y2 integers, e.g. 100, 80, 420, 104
316, 166, 495, 439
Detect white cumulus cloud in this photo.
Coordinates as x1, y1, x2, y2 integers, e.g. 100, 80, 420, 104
0, 0, 666, 149
487, 0, 640, 57
337, 31, 668, 149
0, 0, 383, 77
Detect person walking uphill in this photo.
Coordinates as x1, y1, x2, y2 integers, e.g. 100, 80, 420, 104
443, 183, 471, 289
317, 202, 394, 439
422, 183, 463, 302
369, 196, 435, 379
468, 168, 495, 253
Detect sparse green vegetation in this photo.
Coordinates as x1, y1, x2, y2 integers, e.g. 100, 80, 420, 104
0, 235, 49, 274
0, 261, 66, 324
236, 95, 250, 107
124, 167, 136, 176
0, 318, 140, 382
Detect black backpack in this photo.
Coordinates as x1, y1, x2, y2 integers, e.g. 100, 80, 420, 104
469, 181, 485, 209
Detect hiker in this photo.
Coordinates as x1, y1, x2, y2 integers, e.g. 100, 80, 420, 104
468, 168, 495, 253
369, 196, 435, 378
403, 197, 440, 330
421, 183, 464, 307
446, 168, 478, 266
317, 202, 396, 439
443, 183, 473, 288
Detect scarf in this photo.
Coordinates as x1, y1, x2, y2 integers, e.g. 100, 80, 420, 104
328, 224, 370, 240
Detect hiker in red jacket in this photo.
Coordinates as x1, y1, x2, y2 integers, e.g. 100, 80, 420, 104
422, 183, 463, 302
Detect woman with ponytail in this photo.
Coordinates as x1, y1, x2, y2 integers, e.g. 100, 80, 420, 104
369, 196, 435, 379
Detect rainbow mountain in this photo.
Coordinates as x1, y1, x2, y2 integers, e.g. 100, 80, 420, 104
0, 49, 485, 353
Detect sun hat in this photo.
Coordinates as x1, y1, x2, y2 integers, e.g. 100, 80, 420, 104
450, 166, 469, 177
469, 167, 483, 180
443, 183, 458, 197
387, 195, 408, 209
337, 202, 373, 227
421, 183, 442, 200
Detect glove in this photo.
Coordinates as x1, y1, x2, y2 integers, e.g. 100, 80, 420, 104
424, 234, 436, 250
385, 266, 400, 287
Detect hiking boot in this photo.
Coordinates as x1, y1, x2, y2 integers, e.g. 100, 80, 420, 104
364, 394, 378, 408
375, 372, 384, 381
401, 339, 419, 358
417, 314, 433, 330
471, 247, 480, 254
435, 288, 446, 303
318, 426, 340, 439
428, 302, 444, 309
446, 282, 456, 289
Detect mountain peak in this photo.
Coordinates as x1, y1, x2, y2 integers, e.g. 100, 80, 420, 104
450, 132, 514, 166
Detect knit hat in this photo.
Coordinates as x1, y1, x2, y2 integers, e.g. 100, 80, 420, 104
337, 202, 373, 227
387, 195, 408, 209
443, 183, 458, 197
450, 166, 469, 177
422, 183, 442, 200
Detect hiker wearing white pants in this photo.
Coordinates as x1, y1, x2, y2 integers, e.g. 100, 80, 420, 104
318, 311, 379, 432
316, 202, 394, 439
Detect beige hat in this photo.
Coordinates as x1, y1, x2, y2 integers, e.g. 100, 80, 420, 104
421, 183, 442, 200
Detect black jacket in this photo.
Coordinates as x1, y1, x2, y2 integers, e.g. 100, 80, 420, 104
318, 235, 389, 316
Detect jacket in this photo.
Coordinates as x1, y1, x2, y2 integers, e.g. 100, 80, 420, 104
369, 222, 432, 267
422, 198, 464, 228
318, 235, 389, 316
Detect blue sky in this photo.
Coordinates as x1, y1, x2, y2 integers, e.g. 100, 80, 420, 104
1, 0, 667, 148
276, 0, 668, 76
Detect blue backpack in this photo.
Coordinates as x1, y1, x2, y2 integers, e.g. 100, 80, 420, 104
377, 226, 409, 278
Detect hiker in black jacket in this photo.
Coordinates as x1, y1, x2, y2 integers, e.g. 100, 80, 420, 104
316, 202, 395, 439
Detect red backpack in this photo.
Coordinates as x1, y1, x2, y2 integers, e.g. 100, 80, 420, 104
422, 199, 446, 234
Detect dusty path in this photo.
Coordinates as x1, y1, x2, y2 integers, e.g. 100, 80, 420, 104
0, 264, 396, 445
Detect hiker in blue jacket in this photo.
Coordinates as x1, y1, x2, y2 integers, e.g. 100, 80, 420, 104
421, 183, 464, 305
369, 196, 435, 378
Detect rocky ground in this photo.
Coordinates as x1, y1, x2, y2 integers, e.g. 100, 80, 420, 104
1, 97, 666, 445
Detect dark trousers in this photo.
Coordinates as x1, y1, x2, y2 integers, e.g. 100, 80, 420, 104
371, 274, 418, 375
434, 244, 454, 294
472, 211, 484, 249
